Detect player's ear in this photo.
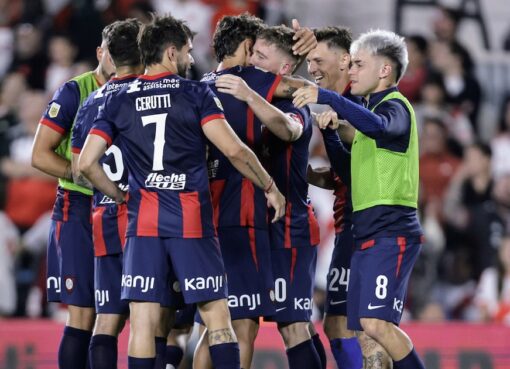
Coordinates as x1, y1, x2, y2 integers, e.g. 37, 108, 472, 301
243, 38, 254, 57
379, 61, 392, 80
167, 45, 178, 62
340, 52, 351, 71
96, 46, 103, 63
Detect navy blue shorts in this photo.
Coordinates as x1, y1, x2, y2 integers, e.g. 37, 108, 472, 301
347, 236, 422, 331
94, 253, 129, 314
219, 227, 275, 320
265, 246, 317, 323
174, 304, 197, 328
46, 219, 94, 307
121, 236, 227, 306
325, 229, 355, 316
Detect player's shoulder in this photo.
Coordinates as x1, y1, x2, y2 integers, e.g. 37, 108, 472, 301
181, 77, 215, 97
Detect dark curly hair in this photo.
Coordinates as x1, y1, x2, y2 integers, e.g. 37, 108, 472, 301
106, 19, 142, 68
138, 14, 191, 66
212, 13, 265, 63
314, 26, 352, 53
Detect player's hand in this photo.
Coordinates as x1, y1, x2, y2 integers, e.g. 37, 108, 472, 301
292, 85, 318, 108
316, 110, 339, 129
114, 189, 127, 205
291, 19, 317, 55
265, 183, 286, 223
215, 75, 253, 102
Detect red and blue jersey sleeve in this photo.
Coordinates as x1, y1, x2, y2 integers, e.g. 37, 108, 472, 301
71, 93, 99, 153
39, 80, 80, 135
199, 85, 225, 126
90, 103, 117, 147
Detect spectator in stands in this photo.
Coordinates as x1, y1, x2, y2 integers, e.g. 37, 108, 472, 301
0, 72, 26, 205
419, 117, 461, 220
399, 35, 429, 102
45, 34, 78, 95
473, 235, 510, 324
0, 206, 19, 316
430, 40, 481, 131
491, 94, 510, 179
444, 142, 495, 279
8, 23, 49, 90
414, 75, 473, 149
432, 5, 473, 72
1, 90, 56, 233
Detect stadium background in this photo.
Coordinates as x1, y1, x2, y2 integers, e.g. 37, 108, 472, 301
0, 0, 509, 368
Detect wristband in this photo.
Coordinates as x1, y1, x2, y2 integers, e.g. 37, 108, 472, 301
264, 178, 274, 193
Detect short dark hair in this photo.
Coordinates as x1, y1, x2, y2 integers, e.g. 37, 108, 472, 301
469, 140, 492, 158
257, 25, 299, 64
314, 26, 352, 53
102, 22, 117, 43
407, 34, 428, 54
107, 18, 142, 67
138, 14, 190, 66
212, 13, 265, 63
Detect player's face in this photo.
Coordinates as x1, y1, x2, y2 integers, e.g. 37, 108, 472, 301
98, 41, 116, 80
176, 39, 194, 78
306, 42, 344, 90
348, 48, 381, 97
249, 39, 288, 75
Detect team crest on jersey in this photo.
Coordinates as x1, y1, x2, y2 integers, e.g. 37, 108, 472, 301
213, 97, 224, 111
48, 102, 61, 118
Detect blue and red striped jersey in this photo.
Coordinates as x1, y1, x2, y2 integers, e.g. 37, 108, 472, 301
39, 80, 81, 135
202, 66, 281, 230
71, 75, 137, 255
40, 79, 92, 222
264, 98, 319, 248
91, 72, 225, 238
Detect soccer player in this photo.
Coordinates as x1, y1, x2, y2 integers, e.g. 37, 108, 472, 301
70, 19, 144, 369
78, 14, 285, 369
305, 27, 365, 369
194, 14, 315, 369
31, 23, 115, 369
294, 30, 426, 369
221, 25, 324, 369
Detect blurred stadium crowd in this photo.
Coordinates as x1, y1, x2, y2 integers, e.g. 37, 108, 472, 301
1, 0, 510, 326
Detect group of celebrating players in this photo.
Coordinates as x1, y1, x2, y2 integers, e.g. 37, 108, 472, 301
31, 10, 426, 369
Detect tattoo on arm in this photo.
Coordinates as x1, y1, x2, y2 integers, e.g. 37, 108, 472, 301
74, 173, 93, 190
64, 163, 73, 181
208, 328, 236, 345
282, 86, 297, 96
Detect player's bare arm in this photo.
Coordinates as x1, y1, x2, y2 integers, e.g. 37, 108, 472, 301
31, 125, 73, 180
275, 75, 315, 99
215, 74, 303, 142
307, 165, 335, 190
71, 153, 93, 190
202, 117, 285, 222
78, 134, 125, 204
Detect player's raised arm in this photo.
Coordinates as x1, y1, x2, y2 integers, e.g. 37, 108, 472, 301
79, 131, 125, 204
215, 74, 303, 142
202, 117, 286, 223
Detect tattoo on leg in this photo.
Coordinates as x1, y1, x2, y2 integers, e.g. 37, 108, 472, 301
208, 328, 236, 345
365, 351, 384, 369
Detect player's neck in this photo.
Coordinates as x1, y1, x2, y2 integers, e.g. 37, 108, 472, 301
216, 56, 247, 72
333, 73, 351, 95
116, 65, 143, 78
146, 63, 176, 76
